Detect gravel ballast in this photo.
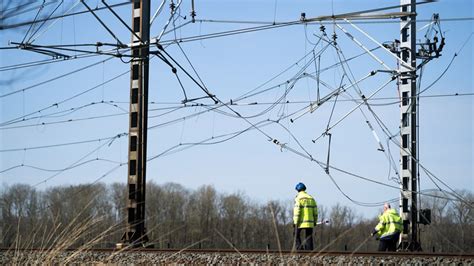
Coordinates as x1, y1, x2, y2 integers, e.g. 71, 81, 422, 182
1, 250, 473, 265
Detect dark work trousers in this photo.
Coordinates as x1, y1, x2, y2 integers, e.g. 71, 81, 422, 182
294, 227, 314, 250
378, 232, 400, 251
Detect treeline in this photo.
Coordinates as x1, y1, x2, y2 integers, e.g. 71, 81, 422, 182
0, 183, 472, 252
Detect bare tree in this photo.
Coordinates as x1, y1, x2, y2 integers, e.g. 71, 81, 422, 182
186, 185, 218, 248
218, 193, 248, 248
446, 191, 473, 252
0, 183, 471, 252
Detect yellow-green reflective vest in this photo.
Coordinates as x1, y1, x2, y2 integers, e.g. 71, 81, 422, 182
375, 209, 403, 238
293, 191, 318, 228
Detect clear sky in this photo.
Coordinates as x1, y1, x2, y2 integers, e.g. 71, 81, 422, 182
0, 0, 472, 218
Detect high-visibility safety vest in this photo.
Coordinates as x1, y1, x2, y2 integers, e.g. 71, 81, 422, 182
375, 208, 403, 239
293, 191, 318, 228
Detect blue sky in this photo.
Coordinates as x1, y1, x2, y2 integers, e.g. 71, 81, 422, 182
0, 0, 472, 218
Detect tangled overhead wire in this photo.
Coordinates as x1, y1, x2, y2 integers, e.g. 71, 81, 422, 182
1, 1, 472, 212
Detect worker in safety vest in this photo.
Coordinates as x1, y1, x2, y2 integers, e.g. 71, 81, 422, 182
293, 182, 318, 251
371, 203, 403, 251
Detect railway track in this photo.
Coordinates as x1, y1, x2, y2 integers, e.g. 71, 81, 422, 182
1, 247, 473, 258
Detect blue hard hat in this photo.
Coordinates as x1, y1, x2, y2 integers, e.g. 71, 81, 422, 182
295, 182, 306, 192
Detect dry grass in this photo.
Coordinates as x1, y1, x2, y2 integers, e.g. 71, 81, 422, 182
3, 195, 128, 264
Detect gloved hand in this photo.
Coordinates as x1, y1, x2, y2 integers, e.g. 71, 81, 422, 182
371, 230, 378, 237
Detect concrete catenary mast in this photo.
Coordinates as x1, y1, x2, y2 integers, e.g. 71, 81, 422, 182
119, 0, 151, 247
398, 0, 421, 251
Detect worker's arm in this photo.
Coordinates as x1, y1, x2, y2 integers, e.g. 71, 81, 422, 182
313, 201, 318, 227
293, 199, 301, 225
373, 214, 385, 236
371, 229, 378, 236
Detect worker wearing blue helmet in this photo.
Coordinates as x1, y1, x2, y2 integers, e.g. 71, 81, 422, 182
293, 182, 318, 251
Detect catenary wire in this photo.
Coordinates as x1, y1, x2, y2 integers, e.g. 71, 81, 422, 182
0, 69, 129, 126
0, 57, 114, 98
0, 158, 122, 174
0, 1, 131, 30
0, 132, 127, 152
31, 132, 125, 187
